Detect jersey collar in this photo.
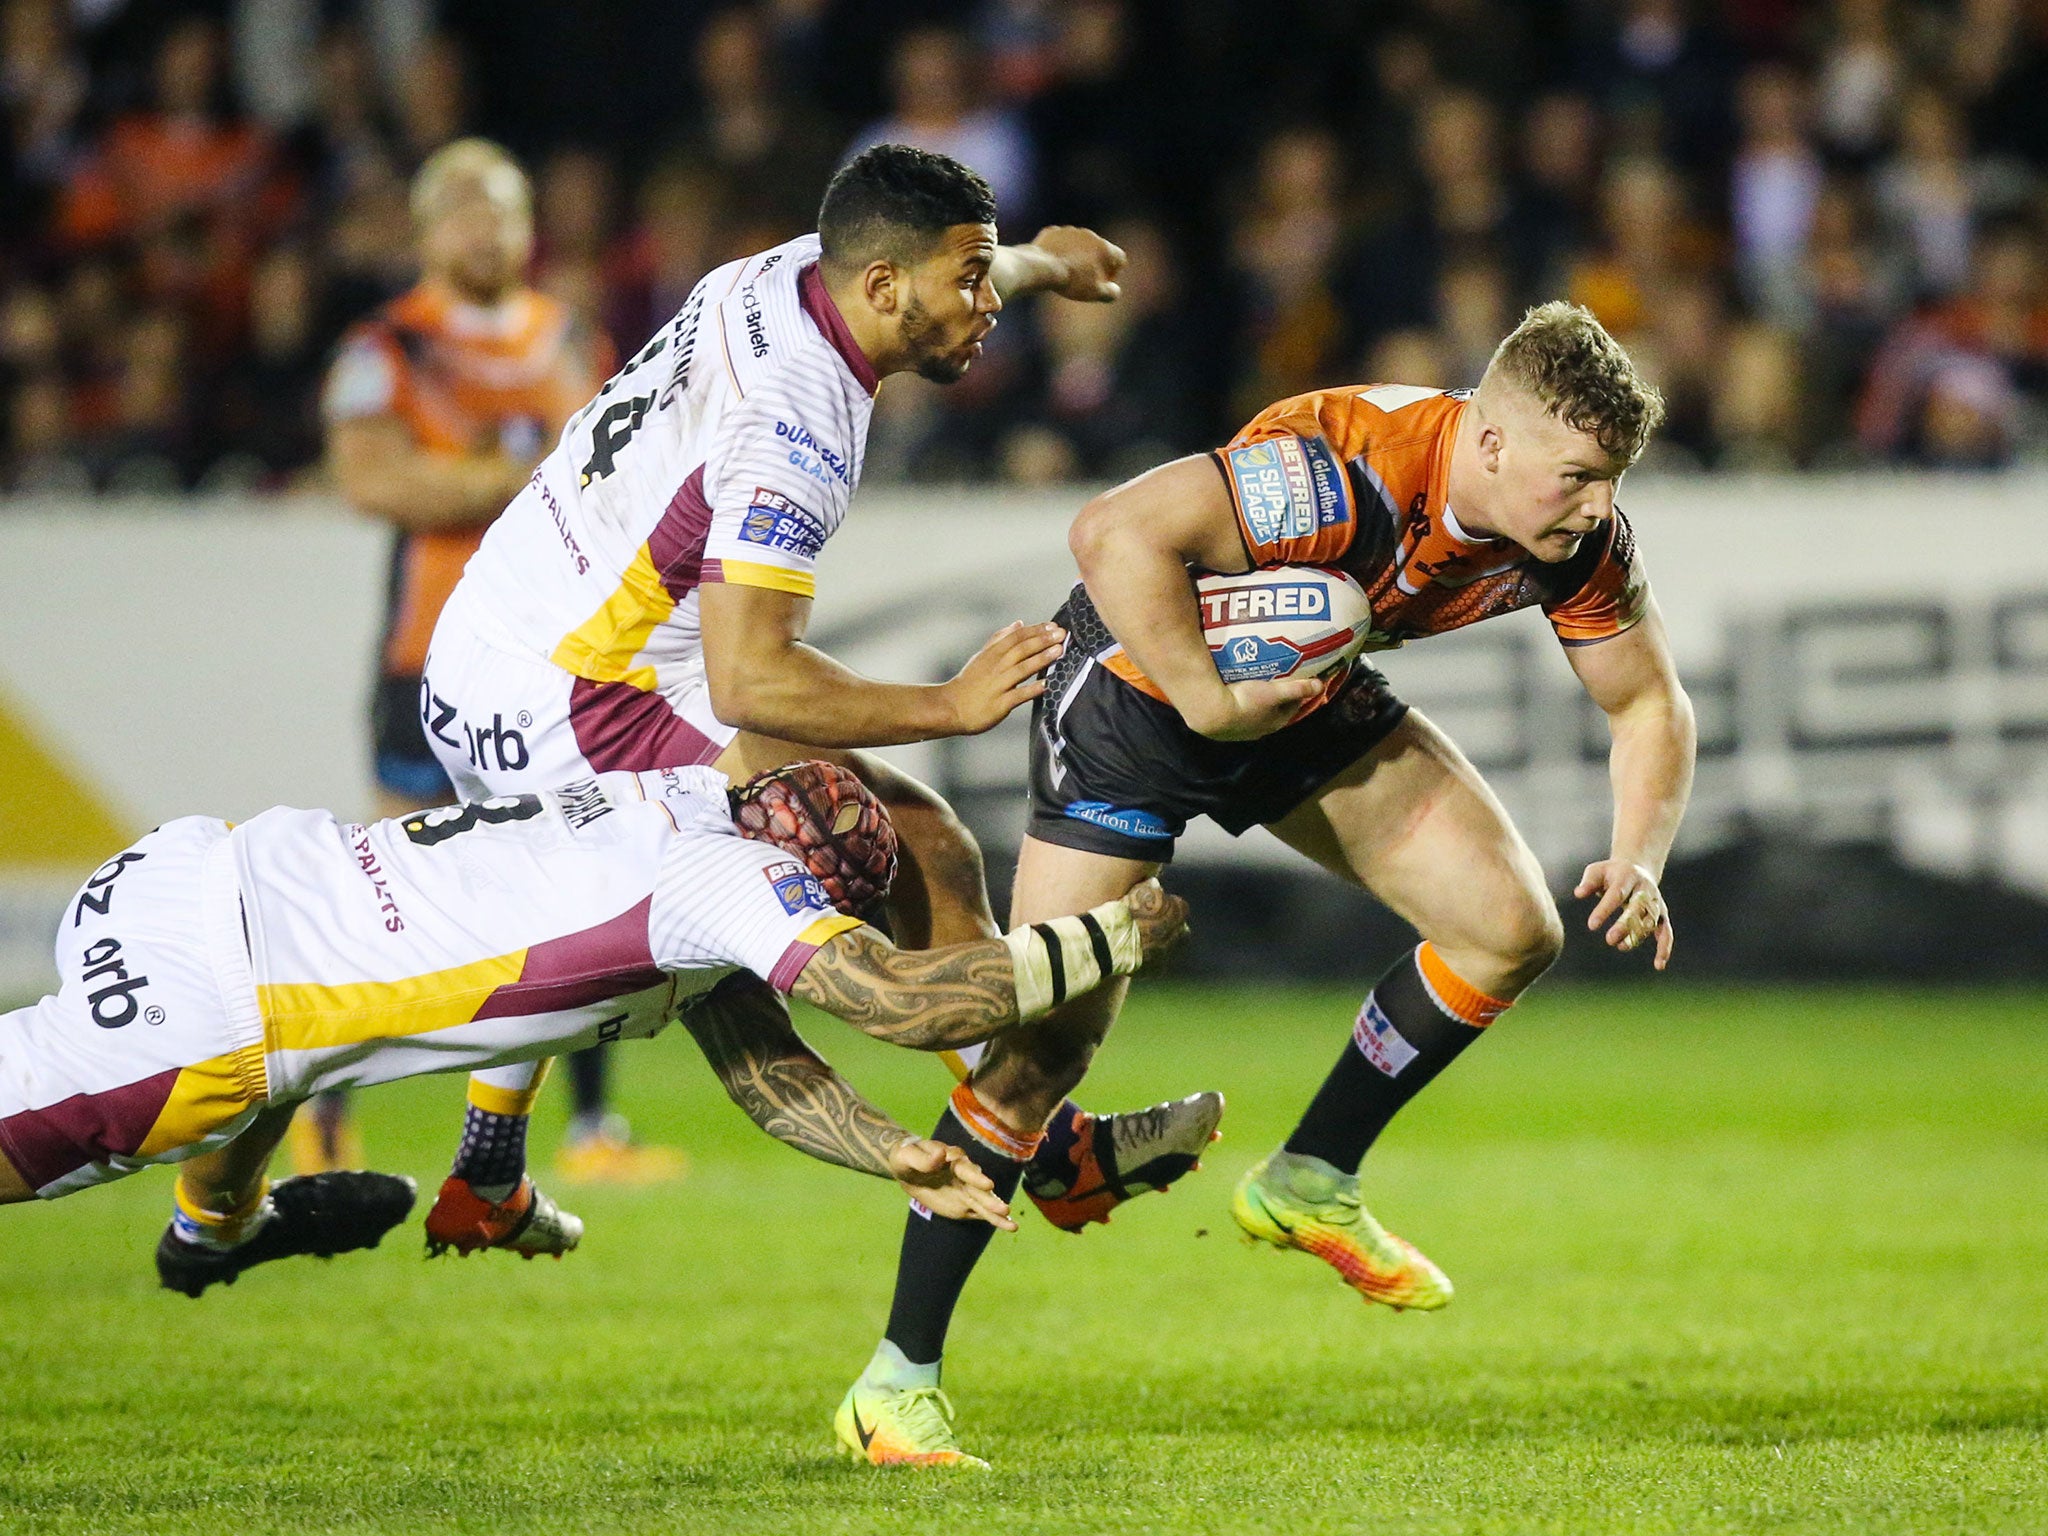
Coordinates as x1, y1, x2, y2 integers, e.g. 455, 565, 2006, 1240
798, 261, 880, 396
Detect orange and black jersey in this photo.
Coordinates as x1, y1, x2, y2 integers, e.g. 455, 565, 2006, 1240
323, 282, 611, 677
1091, 384, 1649, 703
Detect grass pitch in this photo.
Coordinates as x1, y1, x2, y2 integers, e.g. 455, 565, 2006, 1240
3, 983, 2046, 1535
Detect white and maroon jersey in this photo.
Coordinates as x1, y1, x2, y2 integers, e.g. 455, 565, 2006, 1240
446, 233, 879, 768
232, 766, 859, 1099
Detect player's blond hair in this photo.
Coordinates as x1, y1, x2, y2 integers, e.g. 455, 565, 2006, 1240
410, 138, 531, 229
1482, 301, 1665, 464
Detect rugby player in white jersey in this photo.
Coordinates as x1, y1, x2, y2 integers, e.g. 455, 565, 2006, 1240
0, 761, 1186, 1305
413, 144, 1221, 1261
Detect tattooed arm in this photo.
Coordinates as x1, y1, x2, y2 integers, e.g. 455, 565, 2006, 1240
680, 973, 1015, 1227
788, 877, 1189, 1049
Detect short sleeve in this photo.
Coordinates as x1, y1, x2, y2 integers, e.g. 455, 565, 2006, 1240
699, 395, 849, 601
322, 332, 399, 423
1211, 433, 1358, 567
1545, 508, 1651, 646
649, 815, 861, 992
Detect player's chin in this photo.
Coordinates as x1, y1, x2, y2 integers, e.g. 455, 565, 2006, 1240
916, 348, 978, 385
1533, 531, 1586, 563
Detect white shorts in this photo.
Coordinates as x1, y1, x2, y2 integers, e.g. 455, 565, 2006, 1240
0, 818, 267, 1198
420, 590, 735, 799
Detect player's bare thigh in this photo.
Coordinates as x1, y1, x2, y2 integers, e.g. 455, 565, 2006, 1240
967, 836, 1160, 1125
1266, 710, 1563, 998
715, 731, 996, 944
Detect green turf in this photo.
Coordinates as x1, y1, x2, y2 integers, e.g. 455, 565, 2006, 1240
4, 984, 2046, 1535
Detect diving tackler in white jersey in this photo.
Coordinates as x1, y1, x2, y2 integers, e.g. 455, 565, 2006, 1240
0, 761, 1186, 1301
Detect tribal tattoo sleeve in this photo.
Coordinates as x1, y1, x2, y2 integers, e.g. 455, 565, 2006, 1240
787, 925, 1017, 1049
680, 974, 912, 1178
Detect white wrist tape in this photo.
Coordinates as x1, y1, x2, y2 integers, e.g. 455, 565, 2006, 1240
1001, 898, 1143, 1022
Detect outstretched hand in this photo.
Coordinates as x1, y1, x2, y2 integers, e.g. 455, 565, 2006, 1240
940, 621, 1066, 736
888, 1138, 1017, 1229
1574, 859, 1674, 970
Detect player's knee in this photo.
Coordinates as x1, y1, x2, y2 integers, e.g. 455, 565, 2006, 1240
1495, 894, 1565, 990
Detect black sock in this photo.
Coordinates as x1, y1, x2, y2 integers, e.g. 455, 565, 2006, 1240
567, 1045, 607, 1124
450, 1103, 528, 1200
1284, 945, 1502, 1174
882, 1102, 1027, 1366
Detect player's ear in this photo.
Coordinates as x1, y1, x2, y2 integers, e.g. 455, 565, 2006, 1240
861, 259, 901, 316
1477, 417, 1505, 475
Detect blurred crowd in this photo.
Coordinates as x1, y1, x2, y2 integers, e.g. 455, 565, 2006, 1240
8, 0, 2048, 496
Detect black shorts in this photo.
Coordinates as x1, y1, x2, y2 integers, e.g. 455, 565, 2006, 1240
1027, 591, 1409, 863
370, 673, 453, 803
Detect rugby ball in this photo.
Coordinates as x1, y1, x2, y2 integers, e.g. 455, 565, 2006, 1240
1195, 565, 1372, 686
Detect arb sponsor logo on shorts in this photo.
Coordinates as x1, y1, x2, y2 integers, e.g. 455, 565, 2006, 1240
79, 935, 158, 1029
1353, 998, 1418, 1077
764, 858, 831, 914
72, 850, 146, 927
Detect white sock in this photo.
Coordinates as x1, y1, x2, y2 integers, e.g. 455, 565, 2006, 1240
862, 1338, 940, 1392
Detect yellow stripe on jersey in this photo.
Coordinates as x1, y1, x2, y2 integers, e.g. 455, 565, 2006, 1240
258, 950, 528, 1052
549, 542, 670, 690
797, 913, 863, 948
718, 559, 817, 598
135, 1042, 269, 1158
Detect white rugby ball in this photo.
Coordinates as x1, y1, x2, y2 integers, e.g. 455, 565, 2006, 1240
1195, 565, 1373, 685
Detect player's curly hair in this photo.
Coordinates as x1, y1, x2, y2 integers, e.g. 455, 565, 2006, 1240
818, 144, 999, 273
1484, 301, 1666, 465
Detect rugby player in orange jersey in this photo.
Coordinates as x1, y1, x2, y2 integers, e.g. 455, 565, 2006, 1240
837, 302, 1696, 1467
317, 138, 666, 1188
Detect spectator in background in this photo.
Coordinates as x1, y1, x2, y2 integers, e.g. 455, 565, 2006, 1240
394, 30, 467, 167
845, 25, 1034, 223
283, 23, 404, 220
0, 0, 88, 240
1812, 0, 1902, 168
1436, 254, 1513, 386
97, 305, 189, 491
1875, 84, 1978, 300
690, 3, 839, 239
532, 146, 620, 350
0, 280, 82, 490
1232, 125, 1346, 419
1804, 176, 1895, 455
1731, 61, 1824, 327
607, 156, 728, 355
1016, 215, 1198, 480
1712, 319, 1805, 468
58, 15, 289, 255
1604, 0, 1739, 176
210, 242, 327, 487
1365, 326, 1452, 390
319, 160, 413, 336
1859, 218, 2048, 461
1504, 92, 1602, 306
1570, 153, 1695, 343
1027, 0, 1147, 227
